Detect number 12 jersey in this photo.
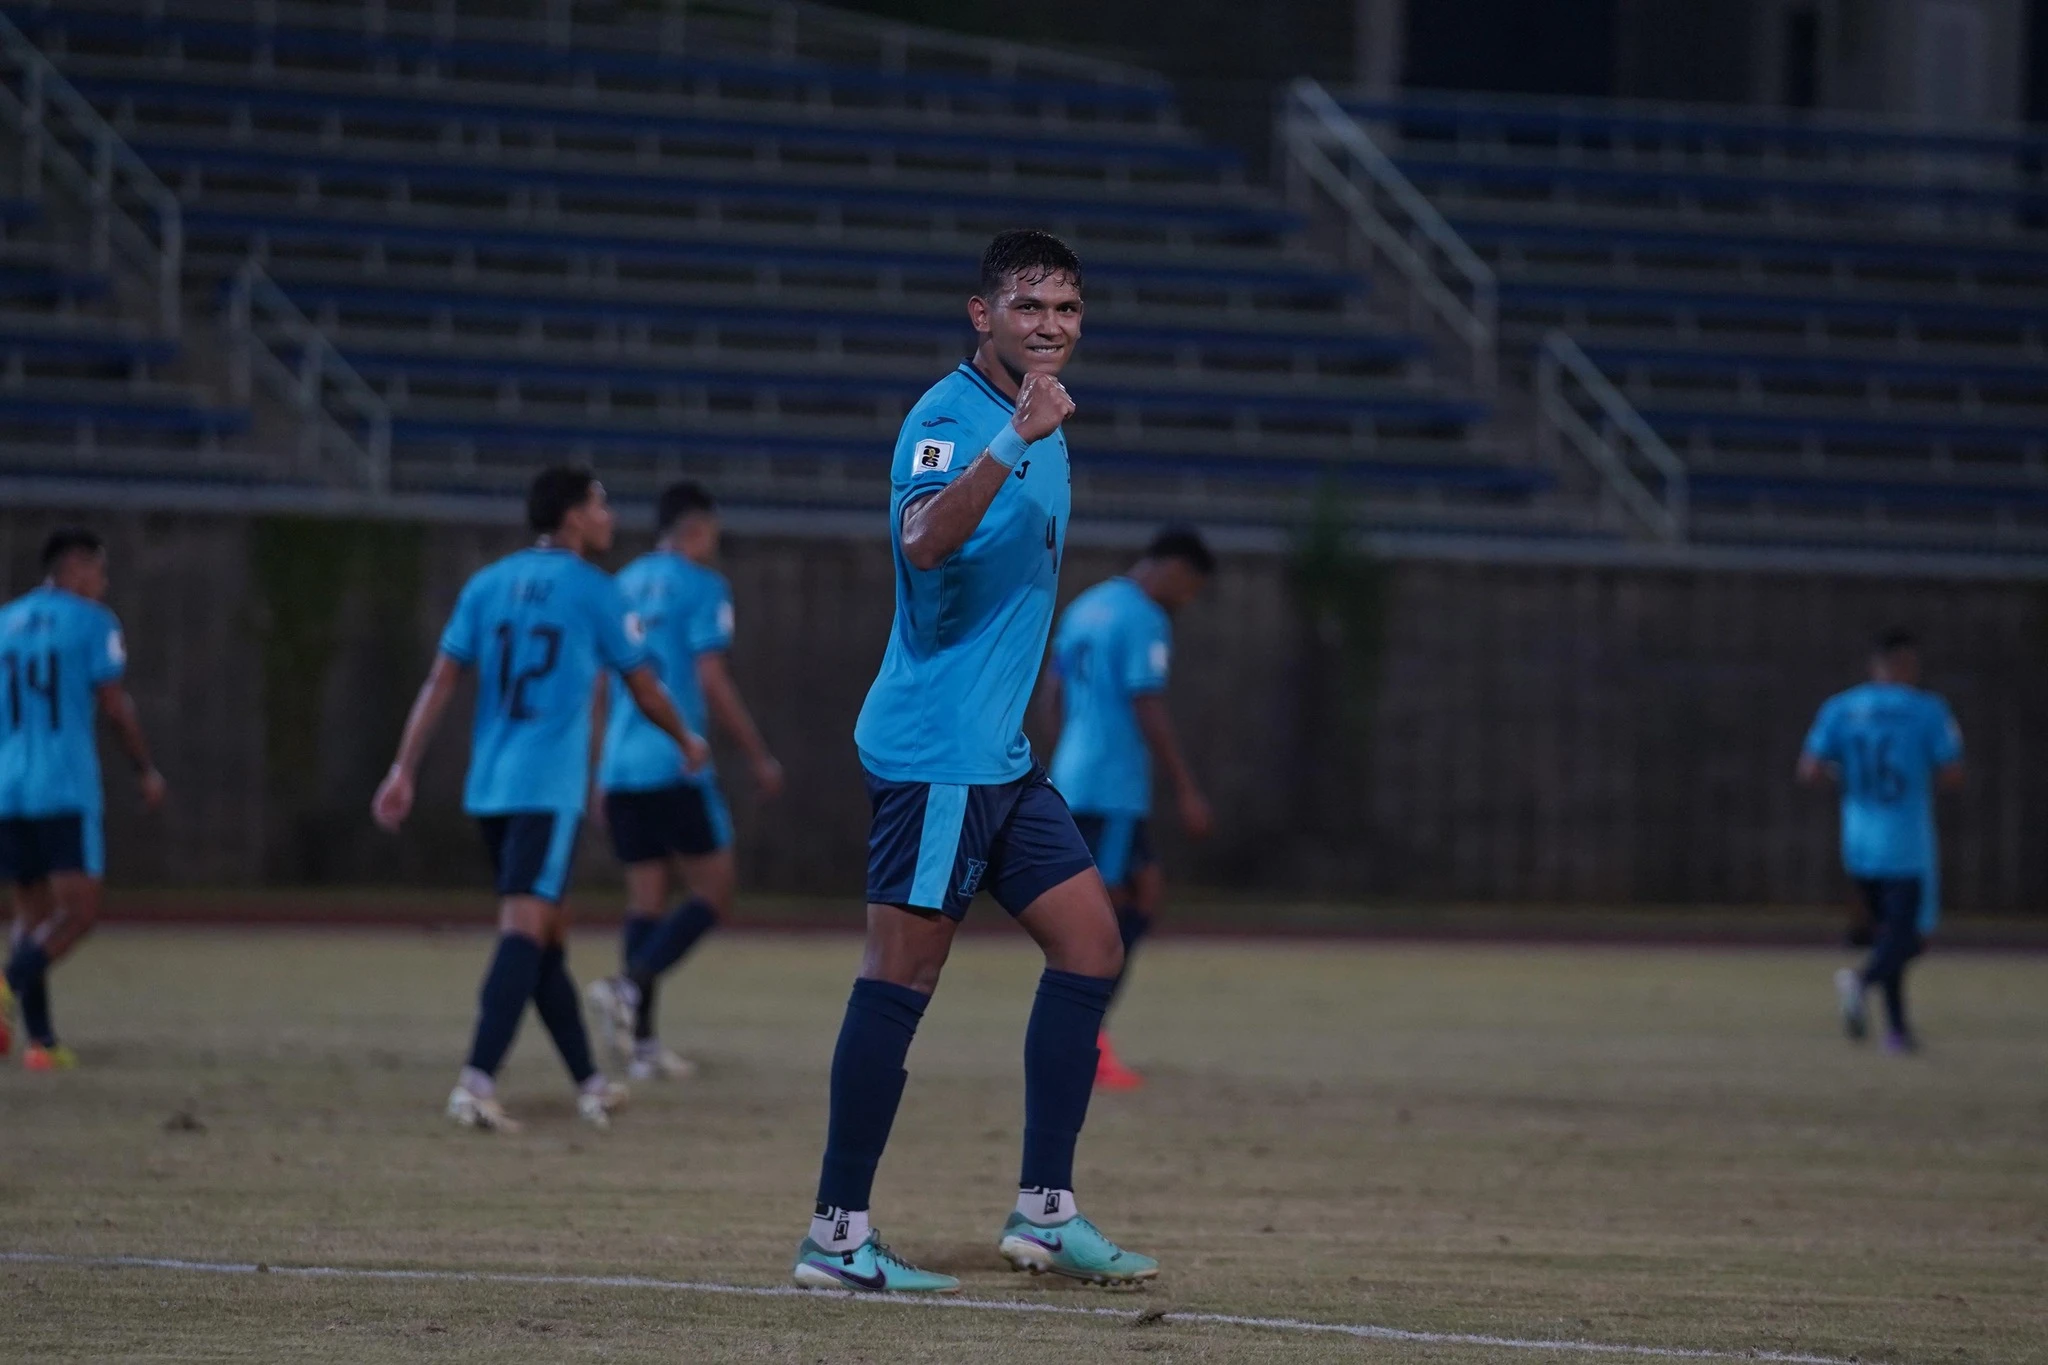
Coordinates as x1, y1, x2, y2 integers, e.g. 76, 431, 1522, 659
439, 547, 649, 815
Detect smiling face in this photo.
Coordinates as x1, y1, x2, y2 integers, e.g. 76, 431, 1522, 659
968, 267, 1084, 388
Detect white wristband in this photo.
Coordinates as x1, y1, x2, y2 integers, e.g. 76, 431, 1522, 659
986, 425, 1030, 469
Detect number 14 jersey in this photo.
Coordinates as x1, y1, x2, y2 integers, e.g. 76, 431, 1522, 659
439, 546, 649, 816
1801, 680, 1961, 879
0, 584, 128, 819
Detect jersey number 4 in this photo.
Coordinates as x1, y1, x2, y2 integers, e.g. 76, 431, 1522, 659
0, 649, 60, 731
492, 623, 562, 721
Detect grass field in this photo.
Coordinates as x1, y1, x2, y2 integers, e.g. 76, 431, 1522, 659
3, 928, 2044, 1364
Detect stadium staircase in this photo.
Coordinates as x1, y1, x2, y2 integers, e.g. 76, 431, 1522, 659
0, 15, 264, 492
0, 0, 1567, 540
1296, 84, 2048, 555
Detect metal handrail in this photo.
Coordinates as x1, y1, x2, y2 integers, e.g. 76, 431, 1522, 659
1333, 87, 2048, 162
1536, 330, 1688, 543
228, 259, 393, 494
0, 10, 181, 335
1280, 77, 1496, 391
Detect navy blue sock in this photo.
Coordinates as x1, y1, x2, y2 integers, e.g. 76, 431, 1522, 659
6, 940, 53, 1046
622, 913, 661, 1040
532, 944, 597, 1086
465, 933, 543, 1077
621, 913, 658, 970
627, 898, 719, 986
1020, 969, 1115, 1192
1107, 905, 1152, 1011
815, 978, 928, 1212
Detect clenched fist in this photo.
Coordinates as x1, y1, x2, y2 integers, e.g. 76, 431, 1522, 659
1011, 372, 1075, 444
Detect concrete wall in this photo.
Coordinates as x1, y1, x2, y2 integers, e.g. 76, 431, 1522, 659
4, 507, 2044, 913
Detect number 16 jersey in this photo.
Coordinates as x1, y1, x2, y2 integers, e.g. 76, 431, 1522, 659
1801, 680, 1961, 879
439, 546, 649, 816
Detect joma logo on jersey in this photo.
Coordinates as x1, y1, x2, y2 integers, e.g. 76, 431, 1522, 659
958, 858, 988, 897
915, 439, 955, 473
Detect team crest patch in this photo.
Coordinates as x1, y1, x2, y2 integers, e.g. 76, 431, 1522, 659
958, 857, 988, 897
914, 439, 955, 473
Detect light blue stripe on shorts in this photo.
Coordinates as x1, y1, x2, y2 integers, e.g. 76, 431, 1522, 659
909, 783, 969, 910
1092, 814, 1137, 886
534, 810, 581, 902
81, 807, 105, 877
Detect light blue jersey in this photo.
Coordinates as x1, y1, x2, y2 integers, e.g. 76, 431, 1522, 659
1047, 577, 1170, 816
438, 547, 650, 815
1803, 681, 1961, 928
0, 585, 126, 818
600, 550, 733, 793
854, 362, 1071, 785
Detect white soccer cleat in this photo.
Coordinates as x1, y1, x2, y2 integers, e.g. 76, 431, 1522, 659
584, 976, 639, 1066
577, 1079, 630, 1130
1835, 967, 1868, 1041
628, 1043, 697, 1082
446, 1084, 522, 1133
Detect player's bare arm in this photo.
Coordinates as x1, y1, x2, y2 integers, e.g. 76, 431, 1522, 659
95, 680, 165, 811
586, 673, 612, 821
697, 651, 782, 797
621, 665, 711, 774
1134, 692, 1212, 839
1796, 752, 1838, 785
372, 652, 466, 832
902, 265, 1081, 571
1032, 666, 1064, 756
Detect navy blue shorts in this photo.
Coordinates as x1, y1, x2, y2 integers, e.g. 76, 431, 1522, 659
604, 782, 732, 864
864, 764, 1096, 920
477, 810, 581, 903
0, 812, 102, 885
1071, 814, 1155, 888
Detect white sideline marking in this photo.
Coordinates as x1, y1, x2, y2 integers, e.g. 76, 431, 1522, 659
0, 1251, 1851, 1363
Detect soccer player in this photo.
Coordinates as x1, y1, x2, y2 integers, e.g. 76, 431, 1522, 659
586, 479, 783, 1082
0, 527, 166, 1070
790, 229, 1156, 1296
1043, 528, 1215, 1091
1798, 629, 1963, 1054
371, 466, 708, 1132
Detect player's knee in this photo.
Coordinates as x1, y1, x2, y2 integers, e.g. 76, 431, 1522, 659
1050, 920, 1122, 979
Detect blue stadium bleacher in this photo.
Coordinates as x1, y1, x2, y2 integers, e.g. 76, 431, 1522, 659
0, 163, 255, 477
1332, 88, 2048, 549
0, 0, 1529, 532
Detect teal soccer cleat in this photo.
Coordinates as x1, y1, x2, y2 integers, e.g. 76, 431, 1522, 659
792, 1231, 960, 1294
998, 1211, 1159, 1287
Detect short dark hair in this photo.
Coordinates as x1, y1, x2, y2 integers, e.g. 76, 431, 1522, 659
527, 464, 598, 533
1875, 627, 1918, 655
979, 229, 1083, 299
40, 525, 103, 572
657, 479, 717, 533
1144, 525, 1214, 575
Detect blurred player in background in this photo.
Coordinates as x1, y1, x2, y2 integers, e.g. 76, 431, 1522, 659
793, 230, 1158, 1294
1042, 527, 1214, 1091
586, 479, 783, 1082
372, 467, 707, 1131
0, 527, 165, 1070
1798, 629, 1963, 1055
